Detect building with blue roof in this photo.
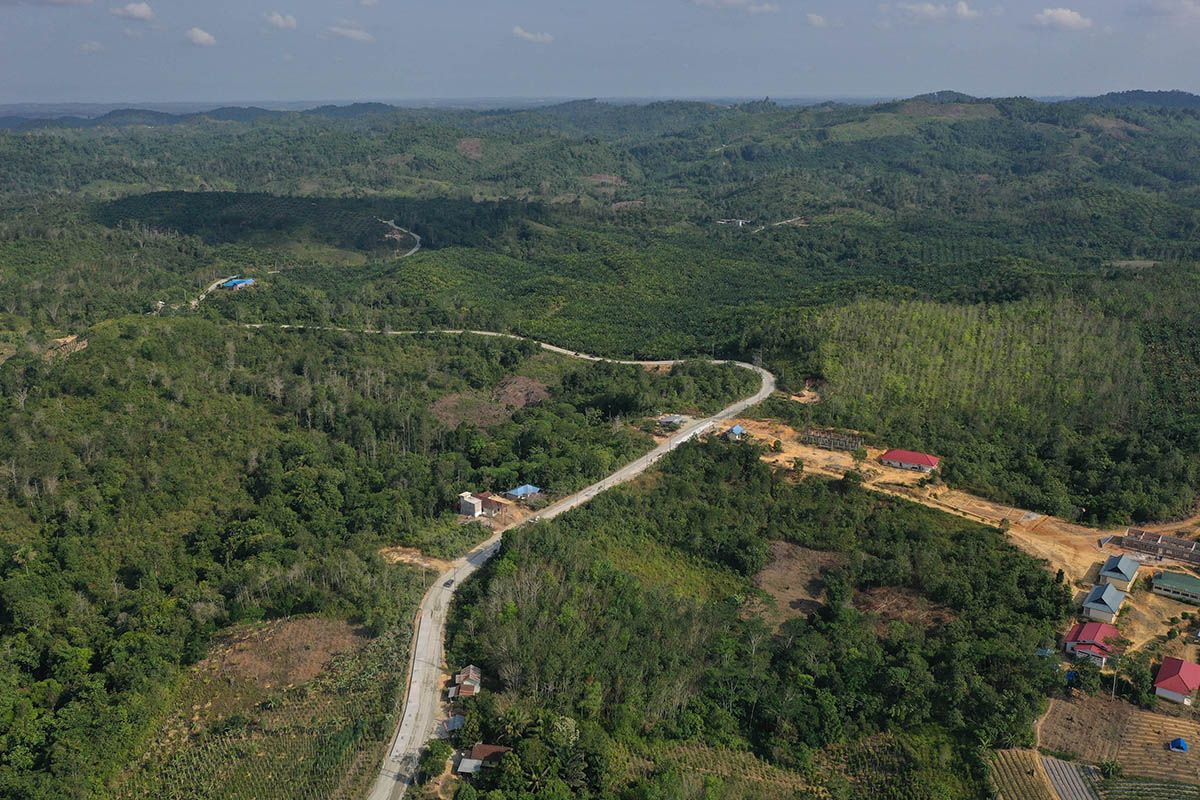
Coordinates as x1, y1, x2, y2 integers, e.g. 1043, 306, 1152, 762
724, 424, 747, 441
1083, 583, 1128, 624
505, 484, 541, 501
1099, 553, 1140, 591
221, 278, 256, 290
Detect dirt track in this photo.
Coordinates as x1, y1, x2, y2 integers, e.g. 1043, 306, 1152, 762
731, 416, 1197, 585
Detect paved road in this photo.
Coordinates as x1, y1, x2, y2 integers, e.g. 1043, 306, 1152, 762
376, 218, 423, 259
351, 331, 774, 800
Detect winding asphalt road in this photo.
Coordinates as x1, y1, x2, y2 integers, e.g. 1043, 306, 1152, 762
269, 330, 775, 800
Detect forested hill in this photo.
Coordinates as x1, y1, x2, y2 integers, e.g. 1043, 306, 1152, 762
2, 91, 1200, 527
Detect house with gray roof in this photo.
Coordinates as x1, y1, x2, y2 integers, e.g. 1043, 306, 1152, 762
1083, 583, 1128, 624
1099, 554, 1141, 590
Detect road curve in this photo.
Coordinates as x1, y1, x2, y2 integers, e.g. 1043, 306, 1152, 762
243, 328, 773, 800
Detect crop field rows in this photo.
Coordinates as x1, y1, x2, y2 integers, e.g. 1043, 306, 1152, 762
1040, 698, 1200, 785
990, 749, 1056, 800
1099, 778, 1200, 800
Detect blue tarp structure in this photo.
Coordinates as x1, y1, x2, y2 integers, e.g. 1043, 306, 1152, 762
221, 278, 256, 289
729, 425, 746, 436
507, 484, 541, 499
1171, 738, 1189, 753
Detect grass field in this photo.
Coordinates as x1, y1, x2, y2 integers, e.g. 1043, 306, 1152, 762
990, 749, 1056, 800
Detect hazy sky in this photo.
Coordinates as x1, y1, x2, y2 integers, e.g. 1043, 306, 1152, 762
2, 0, 1199, 104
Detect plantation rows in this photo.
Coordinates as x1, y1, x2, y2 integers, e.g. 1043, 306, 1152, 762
1099, 778, 1200, 800
112, 617, 416, 799
990, 749, 1056, 800
652, 742, 821, 798
1113, 709, 1200, 784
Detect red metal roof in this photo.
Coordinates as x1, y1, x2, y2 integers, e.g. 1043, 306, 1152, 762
881, 449, 940, 468
1065, 622, 1120, 652
1155, 657, 1200, 695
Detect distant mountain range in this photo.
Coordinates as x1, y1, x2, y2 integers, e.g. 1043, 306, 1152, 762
2, 90, 1198, 131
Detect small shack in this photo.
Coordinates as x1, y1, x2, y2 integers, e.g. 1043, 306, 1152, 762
458, 492, 484, 518
1171, 738, 1190, 753
221, 277, 256, 290
724, 424, 747, 441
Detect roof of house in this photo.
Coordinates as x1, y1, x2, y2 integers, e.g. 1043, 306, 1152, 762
456, 758, 484, 774
880, 449, 940, 468
508, 484, 541, 497
1155, 571, 1200, 595
1083, 584, 1127, 614
1101, 554, 1140, 583
1156, 657, 1200, 695
1066, 621, 1121, 648
1065, 622, 1121, 658
469, 744, 513, 762
222, 278, 255, 287
728, 425, 746, 436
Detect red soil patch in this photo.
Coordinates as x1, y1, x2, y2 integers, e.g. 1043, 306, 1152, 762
457, 138, 484, 160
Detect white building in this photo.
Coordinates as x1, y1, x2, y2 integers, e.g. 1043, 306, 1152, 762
458, 492, 484, 518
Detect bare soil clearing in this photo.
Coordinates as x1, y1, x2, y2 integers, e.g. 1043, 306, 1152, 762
733, 414, 1199, 586
853, 586, 956, 632
431, 392, 512, 428
431, 376, 549, 428
1120, 590, 1199, 652
583, 173, 627, 187
44, 334, 88, 361
379, 545, 452, 572
752, 541, 845, 626
215, 617, 369, 687
493, 375, 549, 409
1041, 696, 1200, 784
456, 138, 484, 160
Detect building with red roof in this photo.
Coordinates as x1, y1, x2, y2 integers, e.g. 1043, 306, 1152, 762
880, 449, 941, 473
1155, 657, 1200, 705
1063, 622, 1121, 667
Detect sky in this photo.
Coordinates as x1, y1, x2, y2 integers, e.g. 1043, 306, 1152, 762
1, 0, 1199, 104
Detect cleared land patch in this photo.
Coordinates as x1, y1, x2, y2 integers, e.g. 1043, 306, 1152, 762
853, 586, 955, 633
456, 137, 484, 160
752, 540, 846, 626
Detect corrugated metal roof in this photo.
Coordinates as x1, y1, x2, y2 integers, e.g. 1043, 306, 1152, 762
1101, 554, 1140, 582
1083, 583, 1127, 614
1155, 571, 1200, 594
